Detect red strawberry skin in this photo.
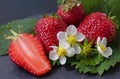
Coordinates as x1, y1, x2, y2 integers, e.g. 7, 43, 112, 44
34, 17, 67, 53
57, 4, 85, 26
78, 12, 116, 43
9, 34, 52, 76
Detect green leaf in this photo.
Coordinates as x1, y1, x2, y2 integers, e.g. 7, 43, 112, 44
80, 53, 104, 66
0, 19, 38, 56
57, 0, 64, 6
81, 0, 106, 15
102, 0, 120, 29
51, 60, 61, 67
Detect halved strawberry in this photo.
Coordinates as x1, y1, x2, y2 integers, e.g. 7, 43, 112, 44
7, 30, 52, 76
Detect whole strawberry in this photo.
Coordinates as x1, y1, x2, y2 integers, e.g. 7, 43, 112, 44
7, 30, 52, 76
34, 16, 67, 53
57, 0, 85, 26
78, 12, 116, 43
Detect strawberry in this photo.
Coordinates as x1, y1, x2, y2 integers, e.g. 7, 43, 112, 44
57, 0, 85, 26
34, 16, 67, 53
78, 12, 116, 43
7, 30, 52, 76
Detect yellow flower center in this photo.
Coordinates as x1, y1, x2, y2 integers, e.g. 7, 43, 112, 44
57, 47, 66, 56
67, 35, 77, 46
100, 44, 107, 52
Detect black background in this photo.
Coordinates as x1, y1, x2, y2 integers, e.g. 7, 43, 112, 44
0, 0, 57, 25
0, 0, 120, 79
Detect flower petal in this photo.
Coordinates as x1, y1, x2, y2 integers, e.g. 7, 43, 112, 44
73, 44, 81, 54
57, 31, 67, 41
76, 32, 85, 42
66, 25, 77, 35
97, 36, 101, 45
97, 46, 108, 58
97, 46, 104, 54
66, 47, 76, 57
59, 41, 70, 49
97, 46, 112, 58
50, 46, 58, 49
59, 56, 66, 65
49, 51, 59, 60
101, 37, 107, 46
105, 47, 112, 57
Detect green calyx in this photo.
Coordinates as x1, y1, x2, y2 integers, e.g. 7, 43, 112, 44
109, 16, 119, 29
59, 0, 81, 12
4, 29, 19, 40
43, 13, 62, 19
81, 40, 93, 56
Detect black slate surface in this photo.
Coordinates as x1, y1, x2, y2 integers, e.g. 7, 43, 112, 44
0, 0, 120, 79
0, 56, 120, 79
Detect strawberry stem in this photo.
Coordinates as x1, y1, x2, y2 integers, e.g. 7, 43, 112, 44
4, 34, 15, 40
18, 25, 23, 34
10, 29, 18, 37
110, 16, 116, 20
43, 13, 61, 19
4, 29, 19, 40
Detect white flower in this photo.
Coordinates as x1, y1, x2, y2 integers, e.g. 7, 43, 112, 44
57, 25, 85, 54
96, 37, 112, 58
49, 41, 76, 65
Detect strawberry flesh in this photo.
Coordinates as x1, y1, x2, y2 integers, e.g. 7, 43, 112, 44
9, 34, 52, 76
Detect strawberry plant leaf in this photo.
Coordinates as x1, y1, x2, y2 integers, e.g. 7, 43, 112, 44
81, 0, 106, 15
57, 0, 64, 6
81, 53, 104, 66
104, 0, 120, 29
0, 19, 38, 56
